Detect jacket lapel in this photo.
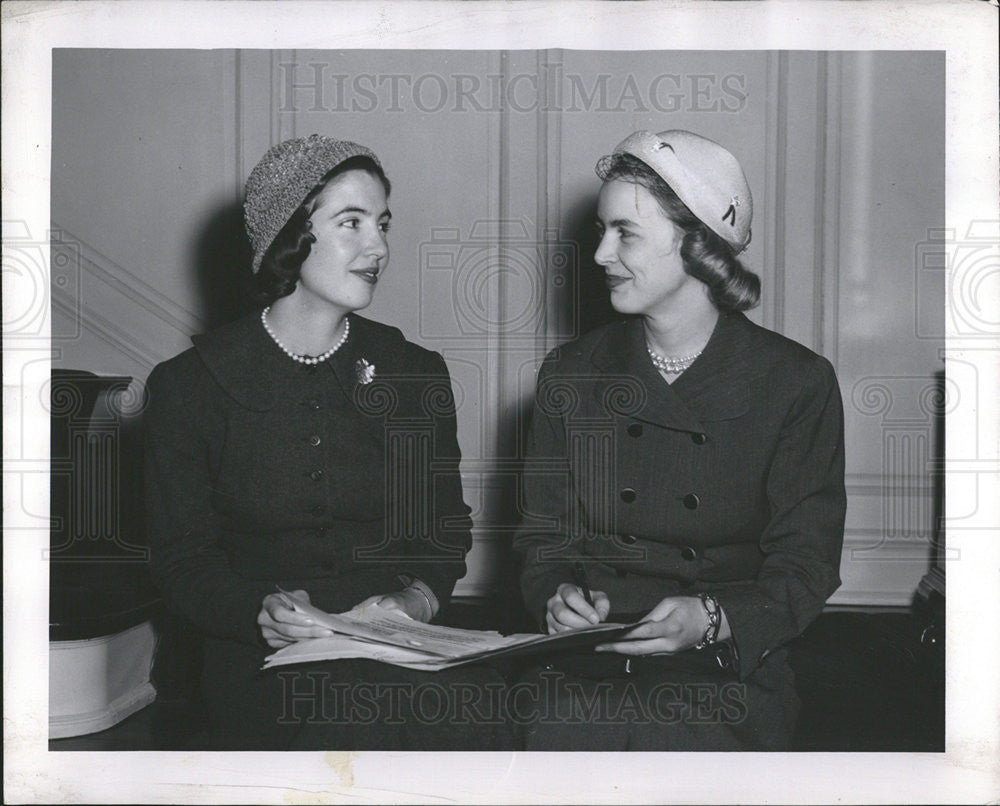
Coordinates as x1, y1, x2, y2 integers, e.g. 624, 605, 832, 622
670, 311, 758, 422
588, 313, 759, 431
590, 319, 704, 432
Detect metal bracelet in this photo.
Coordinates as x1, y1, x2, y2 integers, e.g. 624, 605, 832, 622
693, 593, 721, 650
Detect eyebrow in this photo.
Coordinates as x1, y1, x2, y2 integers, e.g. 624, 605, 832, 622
596, 217, 638, 228
330, 205, 392, 219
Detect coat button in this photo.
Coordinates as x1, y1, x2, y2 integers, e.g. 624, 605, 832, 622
305, 398, 321, 411
683, 493, 700, 510
311, 504, 326, 517
681, 546, 698, 561
627, 423, 643, 438
309, 469, 324, 481
620, 488, 637, 503
691, 432, 707, 445
621, 534, 637, 545
309, 435, 322, 447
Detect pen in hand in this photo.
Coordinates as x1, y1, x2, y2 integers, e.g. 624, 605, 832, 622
572, 561, 596, 608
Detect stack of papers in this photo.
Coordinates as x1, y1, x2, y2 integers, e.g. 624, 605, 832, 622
262, 591, 638, 672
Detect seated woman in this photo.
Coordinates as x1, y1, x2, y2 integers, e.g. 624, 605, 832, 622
145, 135, 511, 750
513, 130, 846, 750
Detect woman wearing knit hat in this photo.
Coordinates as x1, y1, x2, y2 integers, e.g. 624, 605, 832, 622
513, 130, 846, 750
144, 135, 511, 749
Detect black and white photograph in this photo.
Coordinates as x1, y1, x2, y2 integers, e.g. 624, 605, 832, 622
3, 1, 999, 803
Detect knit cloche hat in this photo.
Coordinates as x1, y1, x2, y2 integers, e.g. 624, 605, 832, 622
244, 134, 382, 274
597, 130, 753, 253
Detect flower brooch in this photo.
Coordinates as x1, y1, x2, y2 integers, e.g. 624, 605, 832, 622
355, 358, 376, 385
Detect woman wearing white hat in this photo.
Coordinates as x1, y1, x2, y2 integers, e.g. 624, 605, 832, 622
145, 135, 511, 749
513, 130, 846, 750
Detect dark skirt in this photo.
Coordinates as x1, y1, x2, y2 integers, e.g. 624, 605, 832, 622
201, 637, 516, 750
514, 647, 799, 751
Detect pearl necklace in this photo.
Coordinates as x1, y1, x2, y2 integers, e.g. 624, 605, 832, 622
647, 346, 702, 375
261, 306, 349, 365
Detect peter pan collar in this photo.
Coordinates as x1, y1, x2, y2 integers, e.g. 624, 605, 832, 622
191, 311, 407, 411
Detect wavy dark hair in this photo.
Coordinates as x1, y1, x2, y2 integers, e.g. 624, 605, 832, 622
596, 152, 760, 313
254, 156, 391, 305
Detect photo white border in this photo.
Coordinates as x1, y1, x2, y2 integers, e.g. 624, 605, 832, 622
4, 1, 999, 803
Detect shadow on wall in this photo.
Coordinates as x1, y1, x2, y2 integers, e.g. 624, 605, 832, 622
193, 200, 258, 329
190, 192, 620, 336
562, 195, 618, 337
487, 192, 616, 621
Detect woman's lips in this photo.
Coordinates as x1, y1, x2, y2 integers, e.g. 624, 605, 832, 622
351, 269, 379, 285
605, 275, 629, 289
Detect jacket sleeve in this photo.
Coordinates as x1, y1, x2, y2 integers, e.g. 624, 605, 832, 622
395, 350, 472, 612
512, 356, 583, 627
714, 355, 846, 680
143, 359, 274, 647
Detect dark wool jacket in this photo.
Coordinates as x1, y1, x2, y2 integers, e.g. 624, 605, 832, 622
513, 311, 846, 683
144, 312, 472, 648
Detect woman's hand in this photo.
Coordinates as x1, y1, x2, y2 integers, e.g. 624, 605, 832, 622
596, 596, 714, 655
356, 589, 433, 623
546, 582, 611, 634
257, 590, 335, 649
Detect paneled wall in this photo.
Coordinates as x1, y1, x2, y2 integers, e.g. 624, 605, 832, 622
51, 49, 944, 605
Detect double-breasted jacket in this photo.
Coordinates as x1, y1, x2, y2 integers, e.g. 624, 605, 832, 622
514, 311, 846, 683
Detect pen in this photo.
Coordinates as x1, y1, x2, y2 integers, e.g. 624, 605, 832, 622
571, 561, 596, 608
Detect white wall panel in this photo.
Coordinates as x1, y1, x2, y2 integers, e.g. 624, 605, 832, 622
52, 50, 243, 375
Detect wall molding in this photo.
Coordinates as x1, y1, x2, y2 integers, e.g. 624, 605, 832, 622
847, 483, 935, 496
50, 225, 204, 372
52, 292, 163, 372
768, 51, 789, 334
222, 50, 241, 201
818, 52, 842, 367
827, 589, 915, 606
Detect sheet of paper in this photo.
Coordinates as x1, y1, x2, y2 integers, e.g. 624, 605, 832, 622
277, 589, 523, 657
266, 590, 642, 671
262, 634, 450, 670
